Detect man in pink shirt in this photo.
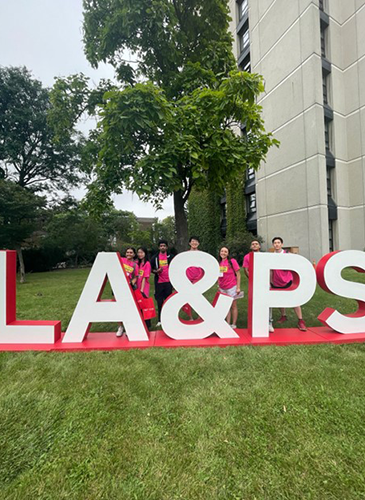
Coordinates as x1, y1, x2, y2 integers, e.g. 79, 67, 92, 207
243, 239, 275, 332
271, 237, 307, 331
243, 240, 261, 278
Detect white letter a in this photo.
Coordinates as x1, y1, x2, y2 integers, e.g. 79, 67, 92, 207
62, 253, 148, 343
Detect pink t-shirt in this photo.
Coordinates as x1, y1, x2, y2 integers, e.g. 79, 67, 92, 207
158, 253, 170, 283
243, 253, 250, 268
218, 258, 240, 290
121, 257, 138, 281
271, 250, 293, 287
137, 261, 151, 297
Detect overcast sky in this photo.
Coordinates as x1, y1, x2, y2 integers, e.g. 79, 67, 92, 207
0, 0, 173, 219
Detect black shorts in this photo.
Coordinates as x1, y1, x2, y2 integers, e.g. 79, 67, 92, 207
271, 280, 293, 289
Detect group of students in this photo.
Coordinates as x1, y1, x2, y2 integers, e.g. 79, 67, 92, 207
117, 235, 307, 336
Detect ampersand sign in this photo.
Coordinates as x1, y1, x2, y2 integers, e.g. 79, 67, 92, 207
161, 251, 239, 340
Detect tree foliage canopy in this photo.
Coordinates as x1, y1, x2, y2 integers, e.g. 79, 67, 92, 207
88, 71, 277, 208
0, 67, 83, 192
49, 0, 279, 250
82, 0, 236, 96
43, 202, 108, 266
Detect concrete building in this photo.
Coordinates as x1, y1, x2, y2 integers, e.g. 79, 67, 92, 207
228, 0, 365, 260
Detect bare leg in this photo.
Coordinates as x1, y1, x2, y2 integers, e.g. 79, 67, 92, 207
231, 301, 238, 326
277, 307, 288, 323
294, 306, 303, 320
226, 310, 232, 324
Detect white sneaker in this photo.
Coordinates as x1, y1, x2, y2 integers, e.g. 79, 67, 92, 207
116, 325, 124, 337
269, 324, 275, 333
156, 322, 161, 327
231, 324, 237, 329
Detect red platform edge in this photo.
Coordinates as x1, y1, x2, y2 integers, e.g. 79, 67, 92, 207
1, 327, 365, 352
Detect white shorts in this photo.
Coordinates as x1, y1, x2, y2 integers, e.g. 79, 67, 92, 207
219, 286, 237, 298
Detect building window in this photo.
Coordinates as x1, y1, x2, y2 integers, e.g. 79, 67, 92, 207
248, 193, 256, 213
239, 27, 250, 54
326, 167, 332, 197
328, 219, 334, 251
239, 0, 248, 20
239, 54, 251, 73
322, 74, 328, 105
320, 27, 326, 58
246, 167, 255, 181
319, 0, 328, 12
324, 119, 332, 152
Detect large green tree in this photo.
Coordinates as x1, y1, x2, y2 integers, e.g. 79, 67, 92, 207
50, 0, 278, 251
52, 72, 277, 251
0, 66, 82, 191
82, 0, 236, 97
0, 66, 85, 277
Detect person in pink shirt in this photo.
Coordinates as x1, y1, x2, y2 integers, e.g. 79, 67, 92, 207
271, 237, 307, 332
243, 239, 274, 333
184, 236, 204, 321
242, 239, 261, 278
117, 247, 139, 337
218, 246, 241, 329
137, 247, 151, 298
120, 247, 139, 286
137, 246, 152, 329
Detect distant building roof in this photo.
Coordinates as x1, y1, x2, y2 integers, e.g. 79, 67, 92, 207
137, 217, 156, 230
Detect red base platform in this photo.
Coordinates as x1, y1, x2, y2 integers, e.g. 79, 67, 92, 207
1, 327, 365, 352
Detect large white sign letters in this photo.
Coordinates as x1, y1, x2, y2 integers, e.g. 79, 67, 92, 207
1, 248, 365, 348
316, 250, 365, 334
63, 252, 149, 343
248, 252, 317, 337
0, 251, 61, 344
161, 251, 238, 340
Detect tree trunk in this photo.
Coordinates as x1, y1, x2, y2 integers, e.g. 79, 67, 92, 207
173, 190, 189, 253
16, 246, 26, 283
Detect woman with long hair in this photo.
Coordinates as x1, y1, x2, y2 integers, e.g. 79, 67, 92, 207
136, 247, 152, 329
136, 247, 151, 298
217, 246, 241, 329
116, 247, 139, 337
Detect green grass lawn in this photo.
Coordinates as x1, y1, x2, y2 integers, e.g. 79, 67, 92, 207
1, 269, 365, 499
